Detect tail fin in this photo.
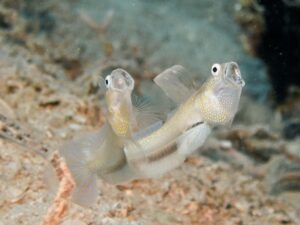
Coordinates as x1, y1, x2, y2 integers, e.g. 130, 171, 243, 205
58, 127, 107, 207
101, 162, 137, 184
44, 154, 98, 208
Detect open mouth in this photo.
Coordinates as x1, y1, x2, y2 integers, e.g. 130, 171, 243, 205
111, 69, 135, 91
225, 62, 245, 87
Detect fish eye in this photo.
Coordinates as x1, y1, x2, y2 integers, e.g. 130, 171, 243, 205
105, 75, 111, 88
211, 64, 221, 76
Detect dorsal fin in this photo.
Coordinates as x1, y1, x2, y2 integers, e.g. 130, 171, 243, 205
154, 65, 195, 105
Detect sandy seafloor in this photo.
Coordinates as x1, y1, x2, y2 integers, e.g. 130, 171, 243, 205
0, 0, 300, 224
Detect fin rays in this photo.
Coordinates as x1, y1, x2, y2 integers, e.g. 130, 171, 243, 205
154, 65, 195, 104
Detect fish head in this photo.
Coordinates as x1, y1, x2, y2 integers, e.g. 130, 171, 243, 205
104, 69, 134, 137
195, 62, 245, 126
213, 62, 245, 88
105, 68, 135, 92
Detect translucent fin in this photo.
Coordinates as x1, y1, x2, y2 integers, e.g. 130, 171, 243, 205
154, 65, 194, 104
132, 94, 166, 131
44, 148, 98, 207
59, 127, 109, 207
72, 173, 98, 207
176, 122, 211, 156
59, 123, 140, 205
43, 164, 59, 194
101, 163, 137, 184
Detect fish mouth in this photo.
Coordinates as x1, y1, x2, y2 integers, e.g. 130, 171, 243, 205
111, 69, 135, 91
224, 62, 245, 87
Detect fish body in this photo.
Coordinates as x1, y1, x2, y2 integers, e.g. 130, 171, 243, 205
98, 69, 144, 184
59, 67, 166, 206
60, 69, 141, 206
125, 62, 245, 178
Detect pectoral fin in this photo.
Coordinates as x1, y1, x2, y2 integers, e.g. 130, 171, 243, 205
176, 122, 211, 156
132, 94, 166, 131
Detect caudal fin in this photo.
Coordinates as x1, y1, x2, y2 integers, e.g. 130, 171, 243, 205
59, 128, 107, 207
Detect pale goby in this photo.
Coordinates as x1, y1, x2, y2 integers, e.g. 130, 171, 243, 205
124, 62, 245, 178
59, 68, 163, 206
